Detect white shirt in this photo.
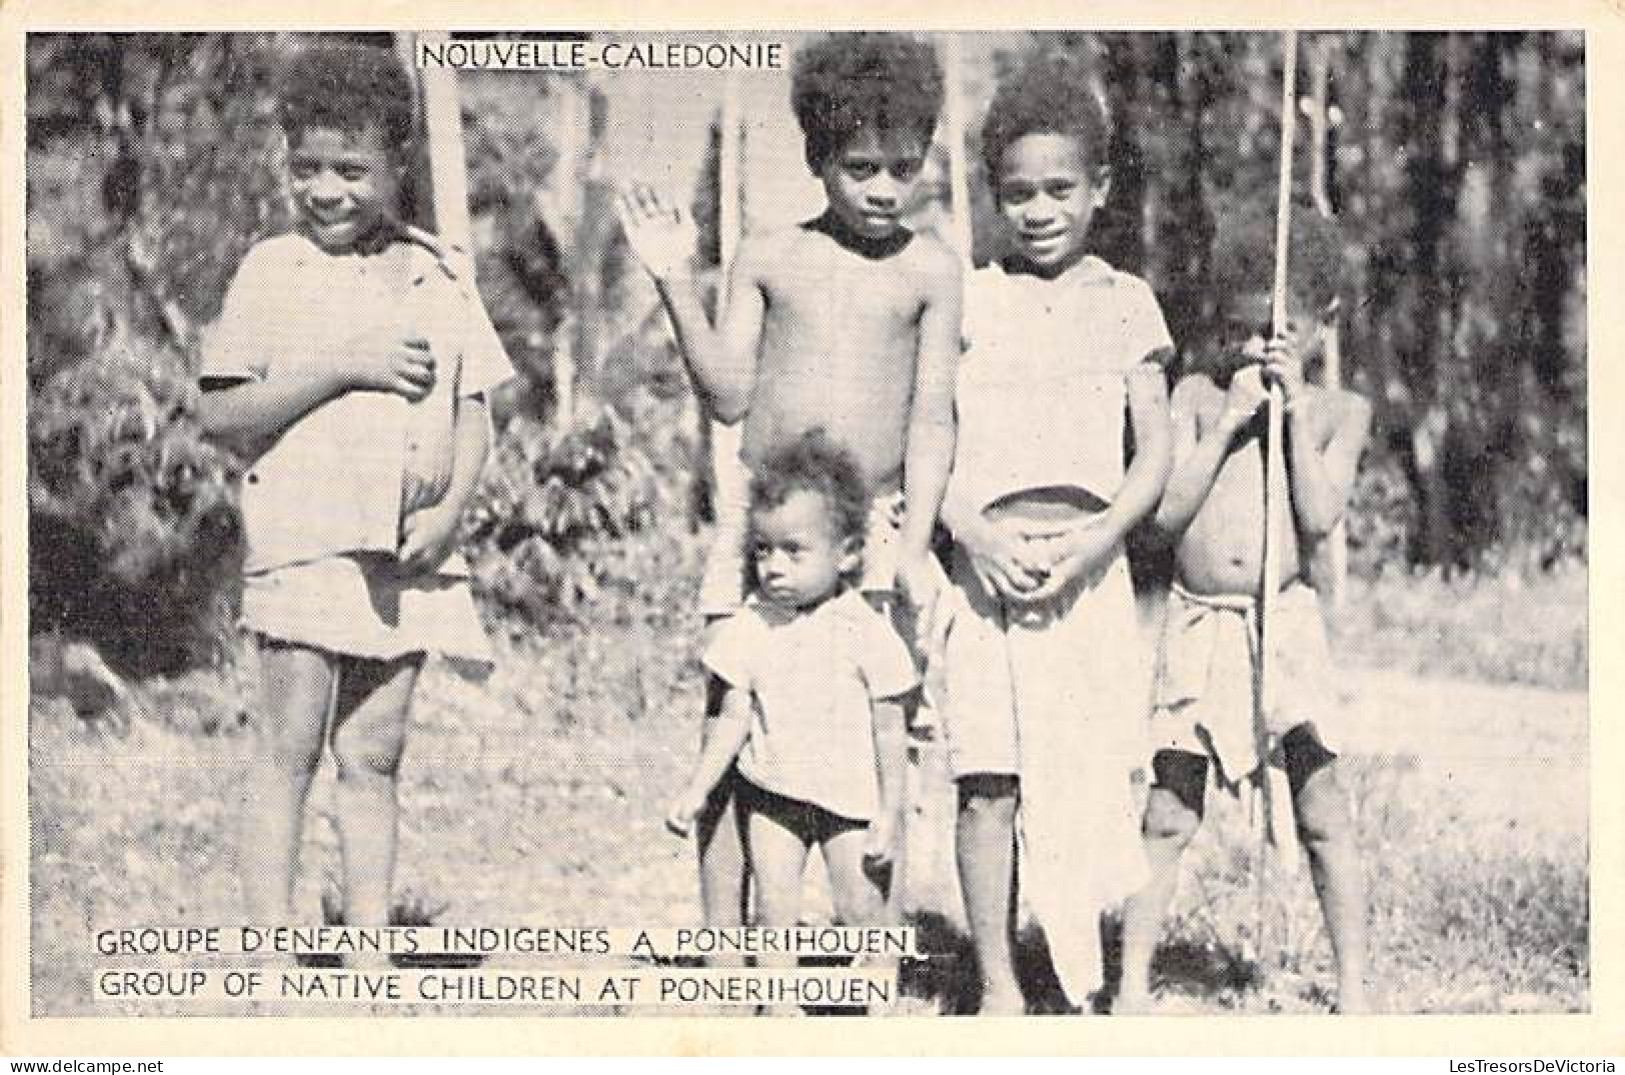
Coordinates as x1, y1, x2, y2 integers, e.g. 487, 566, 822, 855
705, 590, 917, 821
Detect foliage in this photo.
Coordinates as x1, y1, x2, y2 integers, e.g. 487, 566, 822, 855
28, 344, 244, 678
981, 32, 1586, 570
466, 406, 665, 626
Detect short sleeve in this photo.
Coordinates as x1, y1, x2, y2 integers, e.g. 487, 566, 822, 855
1123, 278, 1175, 368
702, 612, 758, 690
200, 241, 281, 385
858, 606, 919, 701
453, 276, 515, 399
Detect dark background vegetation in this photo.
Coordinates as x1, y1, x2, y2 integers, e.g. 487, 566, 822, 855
25, 31, 1586, 673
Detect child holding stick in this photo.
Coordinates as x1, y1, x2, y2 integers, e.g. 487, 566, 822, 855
1116, 202, 1373, 1014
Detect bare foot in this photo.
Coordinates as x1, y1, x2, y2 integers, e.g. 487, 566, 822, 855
1112, 990, 1156, 1016
974, 985, 1026, 1016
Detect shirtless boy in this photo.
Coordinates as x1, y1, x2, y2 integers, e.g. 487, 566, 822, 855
1117, 204, 1374, 1013
618, 33, 961, 934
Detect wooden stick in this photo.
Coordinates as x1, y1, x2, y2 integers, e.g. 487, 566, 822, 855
411, 32, 474, 252
941, 33, 974, 269
1254, 28, 1300, 966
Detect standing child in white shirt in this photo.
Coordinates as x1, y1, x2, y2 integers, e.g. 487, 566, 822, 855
935, 54, 1173, 1014
667, 430, 917, 1006
198, 43, 512, 945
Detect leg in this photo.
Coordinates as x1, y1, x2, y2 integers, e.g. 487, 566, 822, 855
741, 783, 815, 1015
239, 640, 335, 925
328, 652, 422, 935
1117, 750, 1207, 1012
1283, 724, 1371, 1013
823, 817, 895, 1014
694, 672, 750, 947
823, 818, 889, 927
955, 773, 1023, 1015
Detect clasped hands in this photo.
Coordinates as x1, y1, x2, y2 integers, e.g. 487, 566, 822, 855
958, 512, 1122, 605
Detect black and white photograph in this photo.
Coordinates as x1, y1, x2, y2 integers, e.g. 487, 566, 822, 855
4, 12, 1608, 1054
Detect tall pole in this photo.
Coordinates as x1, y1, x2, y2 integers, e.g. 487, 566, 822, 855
709, 61, 749, 581
941, 33, 974, 268
409, 32, 473, 251
1254, 28, 1300, 964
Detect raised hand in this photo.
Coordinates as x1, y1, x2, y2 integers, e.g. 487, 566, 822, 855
615, 183, 698, 279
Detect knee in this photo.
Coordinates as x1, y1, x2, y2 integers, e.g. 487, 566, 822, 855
332, 729, 404, 782
257, 721, 324, 776
1141, 789, 1200, 845
958, 774, 1019, 818
1294, 772, 1355, 848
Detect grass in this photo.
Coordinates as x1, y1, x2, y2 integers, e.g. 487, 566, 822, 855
1329, 558, 1587, 691
28, 543, 1589, 1016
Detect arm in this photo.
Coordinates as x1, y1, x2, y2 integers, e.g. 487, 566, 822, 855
1153, 369, 1265, 538
864, 695, 909, 864
1097, 357, 1174, 543
896, 249, 963, 604
197, 366, 353, 461
666, 684, 752, 837
1031, 357, 1174, 598
617, 187, 763, 423
1264, 335, 1374, 541
399, 396, 492, 573
198, 337, 436, 462
1284, 388, 1372, 541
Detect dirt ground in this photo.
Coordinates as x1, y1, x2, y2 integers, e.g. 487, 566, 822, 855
29, 614, 1587, 1019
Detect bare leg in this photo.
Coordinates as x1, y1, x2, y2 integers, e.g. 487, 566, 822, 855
239, 641, 335, 926
824, 823, 889, 926
745, 786, 814, 1016
695, 672, 750, 952
955, 774, 1023, 1015
328, 653, 421, 940
824, 820, 895, 1014
1293, 760, 1371, 1013
1118, 785, 1201, 1012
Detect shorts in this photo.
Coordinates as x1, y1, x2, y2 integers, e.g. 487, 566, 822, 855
734, 776, 868, 843
1148, 581, 1340, 787
242, 552, 493, 669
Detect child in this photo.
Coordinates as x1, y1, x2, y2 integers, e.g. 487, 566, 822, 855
619, 34, 961, 937
197, 43, 513, 943
1115, 202, 1374, 1013
934, 54, 1172, 1015
666, 431, 916, 1011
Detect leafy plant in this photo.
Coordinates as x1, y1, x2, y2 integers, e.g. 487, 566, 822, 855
29, 344, 244, 678
467, 405, 662, 625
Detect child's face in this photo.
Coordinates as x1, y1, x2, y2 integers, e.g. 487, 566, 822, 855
750, 490, 858, 610
287, 124, 403, 254
1196, 289, 1328, 379
995, 132, 1108, 274
817, 127, 930, 241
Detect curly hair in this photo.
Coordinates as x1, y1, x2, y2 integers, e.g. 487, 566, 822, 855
749, 429, 871, 553
791, 33, 944, 173
981, 50, 1111, 181
1209, 198, 1350, 318
278, 41, 415, 157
